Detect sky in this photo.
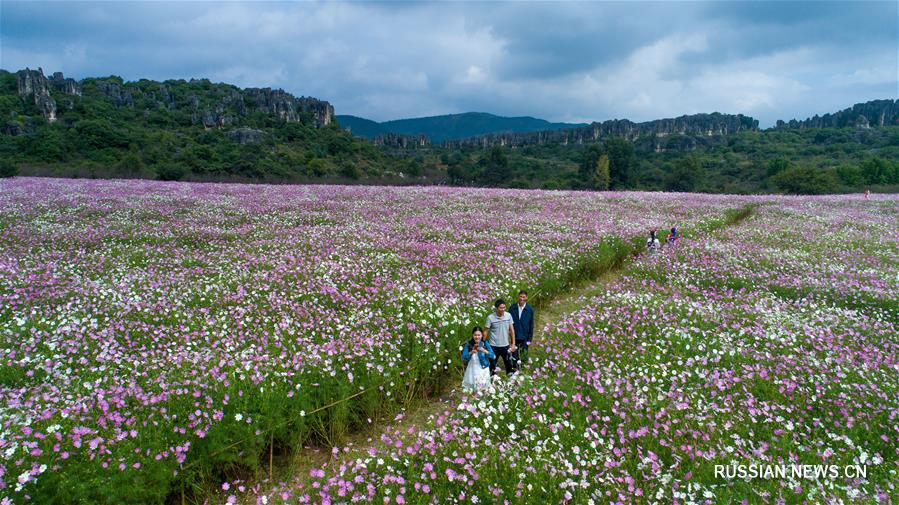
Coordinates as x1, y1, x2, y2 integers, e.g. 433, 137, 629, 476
1, 1, 896, 127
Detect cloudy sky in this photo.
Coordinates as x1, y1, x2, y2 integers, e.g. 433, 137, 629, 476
2, 1, 896, 127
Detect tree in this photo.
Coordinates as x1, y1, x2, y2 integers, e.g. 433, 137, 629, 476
114, 152, 146, 177
593, 154, 610, 190
155, 164, 186, 181
767, 157, 791, 177
480, 146, 510, 185
73, 119, 130, 151
771, 165, 838, 194
603, 137, 634, 189
836, 164, 863, 187
339, 161, 361, 180
579, 145, 602, 188
860, 157, 892, 185
25, 127, 67, 161
307, 158, 332, 177
404, 159, 423, 177
666, 155, 705, 192
0, 159, 18, 178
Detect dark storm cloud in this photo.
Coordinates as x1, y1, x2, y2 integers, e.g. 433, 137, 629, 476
1, 1, 895, 127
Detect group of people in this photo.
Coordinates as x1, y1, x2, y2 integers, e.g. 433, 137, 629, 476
460, 227, 678, 391
646, 225, 678, 253
461, 290, 534, 391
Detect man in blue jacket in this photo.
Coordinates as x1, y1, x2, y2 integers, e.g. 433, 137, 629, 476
509, 290, 534, 366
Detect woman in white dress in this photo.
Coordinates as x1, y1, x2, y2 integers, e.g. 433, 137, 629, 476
461, 326, 494, 392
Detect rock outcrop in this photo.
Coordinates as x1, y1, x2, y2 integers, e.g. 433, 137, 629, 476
49, 72, 81, 95
3, 122, 25, 136
775, 100, 899, 129
16, 68, 59, 122
193, 88, 334, 128
10, 68, 335, 129
95, 80, 134, 107
373, 133, 430, 149
226, 127, 267, 144
443, 113, 759, 149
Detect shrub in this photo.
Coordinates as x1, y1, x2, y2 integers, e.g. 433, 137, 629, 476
0, 159, 18, 178
155, 164, 186, 181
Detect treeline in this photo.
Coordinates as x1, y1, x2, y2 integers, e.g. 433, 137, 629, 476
2, 69, 897, 193
431, 126, 899, 194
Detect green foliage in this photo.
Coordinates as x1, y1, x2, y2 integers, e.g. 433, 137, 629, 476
594, 153, 610, 191
0, 70, 18, 94
860, 157, 897, 185
579, 145, 602, 189
339, 161, 362, 179
155, 164, 186, 181
2, 71, 896, 194
666, 155, 705, 192
0, 158, 18, 178
836, 164, 864, 187
2, 74, 401, 183
603, 137, 634, 189
479, 146, 510, 185
771, 165, 839, 195
767, 157, 791, 177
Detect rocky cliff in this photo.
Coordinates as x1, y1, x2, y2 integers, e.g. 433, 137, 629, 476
12, 68, 334, 128
775, 99, 899, 129
16, 67, 82, 122
372, 133, 430, 149
443, 112, 759, 149
190, 86, 334, 128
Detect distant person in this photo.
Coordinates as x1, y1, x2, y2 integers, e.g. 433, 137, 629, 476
865, 189, 871, 200
485, 298, 517, 376
509, 290, 534, 366
461, 326, 494, 391
667, 226, 678, 245
646, 229, 660, 254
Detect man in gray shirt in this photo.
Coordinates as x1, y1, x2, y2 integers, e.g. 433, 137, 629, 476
485, 298, 517, 376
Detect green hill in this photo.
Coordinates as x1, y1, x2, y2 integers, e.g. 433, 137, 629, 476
1, 68, 413, 182
2, 67, 896, 194
336, 112, 585, 143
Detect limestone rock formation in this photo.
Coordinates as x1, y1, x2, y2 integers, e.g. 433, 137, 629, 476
444, 113, 759, 149
49, 72, 81, 95
373, 133, 430, 149
188, 88, 333, 128
775, 100, 899, 129
3, 122, 25, 136
16, 68, 58, 122
95, 81, 134, 107
11, 68, 335, 129
226, 127, 267, 144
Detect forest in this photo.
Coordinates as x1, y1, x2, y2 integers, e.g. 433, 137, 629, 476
2, 69, 897, 194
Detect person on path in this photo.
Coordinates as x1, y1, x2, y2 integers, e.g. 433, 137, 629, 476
509, 290, 534, 366
485, 299, 517, 376
461, 326, 494, 391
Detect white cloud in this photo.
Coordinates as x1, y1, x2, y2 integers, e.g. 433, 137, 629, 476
832, 66, 898, 86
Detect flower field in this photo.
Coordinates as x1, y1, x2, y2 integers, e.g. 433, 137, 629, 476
0, 178, 749, 503
249, 196, 898, 504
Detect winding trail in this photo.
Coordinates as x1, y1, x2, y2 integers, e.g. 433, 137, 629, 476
217, 205, 756, 504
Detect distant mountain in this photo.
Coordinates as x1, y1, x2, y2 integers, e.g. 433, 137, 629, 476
336, 112, 586, 143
